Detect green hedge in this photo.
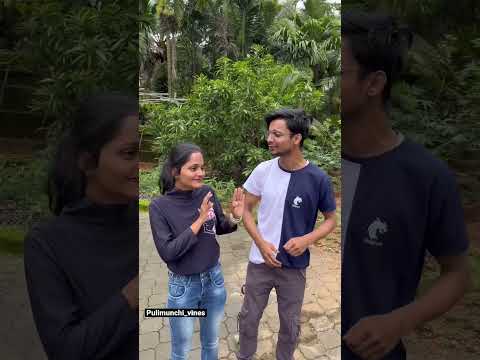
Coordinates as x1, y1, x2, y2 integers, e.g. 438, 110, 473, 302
0, 227, 25, 255
141, 48, 340, 185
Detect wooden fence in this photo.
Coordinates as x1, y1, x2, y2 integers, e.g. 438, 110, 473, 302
139, 90, 186, 105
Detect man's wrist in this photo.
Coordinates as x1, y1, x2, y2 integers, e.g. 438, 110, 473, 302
299, 235, 312, 248
391, 306, 417, 336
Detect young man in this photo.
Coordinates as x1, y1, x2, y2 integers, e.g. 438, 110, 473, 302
236, 109, 337, 360
341, 11, 470, 360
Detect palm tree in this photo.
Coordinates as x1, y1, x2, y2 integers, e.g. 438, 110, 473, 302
269, 3, 340, 86
229, 0, 256, 57
142, 0, 281, 95
156, 0, 186, 98
139, 0, 163, 89
229, 0, 278, 58
207, 0, 239, 59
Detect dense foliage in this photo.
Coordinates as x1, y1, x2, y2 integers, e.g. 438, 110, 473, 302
343, 0, 480, 204
141, 0, 341, 195
2, 0, 138, 136
0, 0, 139, 228
142, 49, 340, 187
141, 0, 340, 97
0, 157, 48, 227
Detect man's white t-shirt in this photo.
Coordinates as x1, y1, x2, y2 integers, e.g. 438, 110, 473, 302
243, 158, 336, 268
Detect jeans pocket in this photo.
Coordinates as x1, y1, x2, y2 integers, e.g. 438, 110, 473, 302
168, 275, 189, 300
168, 283, 186, 300
210, 268, 225, 288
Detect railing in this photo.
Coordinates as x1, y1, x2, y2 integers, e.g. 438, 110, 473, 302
139, 90, 187, 105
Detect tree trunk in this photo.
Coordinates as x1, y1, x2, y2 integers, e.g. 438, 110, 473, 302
220, 15, 229, 57
311, 64, 321, 87
171, 36, 177, 98
166, 37, 173, 98
166, 36, 177, 99
240, 8, 247, 57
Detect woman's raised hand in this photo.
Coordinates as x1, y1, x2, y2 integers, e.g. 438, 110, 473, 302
198, 191, 214, 223
191, 191, 213, 235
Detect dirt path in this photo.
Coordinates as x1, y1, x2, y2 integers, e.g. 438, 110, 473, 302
0, 254, 47, 359
405, 254, 480, 359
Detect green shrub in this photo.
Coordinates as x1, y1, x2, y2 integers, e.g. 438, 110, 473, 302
0, 157, 49, 227
471, 251, 480, 291
391, 36, 480, 161
142, 48, 340, 184
0, 227, 25, 255
10, 0, 138, 137
139, 168, 160, 200
204, 178, 237, 207
139, 199, 150, 213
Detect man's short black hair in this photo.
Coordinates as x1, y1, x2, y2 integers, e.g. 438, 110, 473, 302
265, 108, 313, 147
341, 10, 413, 103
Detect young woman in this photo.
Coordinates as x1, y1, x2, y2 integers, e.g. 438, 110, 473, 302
149, 143, 244, 360
24, 94, 139, 360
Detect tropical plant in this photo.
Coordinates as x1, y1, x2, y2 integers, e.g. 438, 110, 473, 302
391, 35, 480, 160
7, 0, 138, 137
344, 0, 480, 205
139, 0, 163, 88
269, 0, 340, 86
156, 0, 183, 98
143, 0, 284, 95
142, 48, 340, 183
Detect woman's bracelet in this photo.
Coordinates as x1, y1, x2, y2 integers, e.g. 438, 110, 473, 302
229, 213, 242, 224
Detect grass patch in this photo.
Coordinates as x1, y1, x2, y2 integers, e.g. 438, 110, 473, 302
0, 157, 49, 227
0, 227, 26, 255
470, 250, 480, 291
139, 199, 150, 213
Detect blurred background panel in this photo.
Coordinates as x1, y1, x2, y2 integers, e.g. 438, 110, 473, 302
0, 1, 139, 359
342, 0, 480, 358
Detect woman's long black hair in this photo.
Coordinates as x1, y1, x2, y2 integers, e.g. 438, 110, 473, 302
160, 143, 202, 194
47, 94, 138, 215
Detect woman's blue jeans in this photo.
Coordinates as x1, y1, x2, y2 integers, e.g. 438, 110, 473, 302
167, 262, 227, 360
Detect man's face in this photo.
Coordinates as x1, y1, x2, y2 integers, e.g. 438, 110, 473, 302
266, 118, 300, 156
341, 38, 369, 121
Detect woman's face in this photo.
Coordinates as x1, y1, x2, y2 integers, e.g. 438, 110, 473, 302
86, 115, 139, 203
174, 152, 205, 191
